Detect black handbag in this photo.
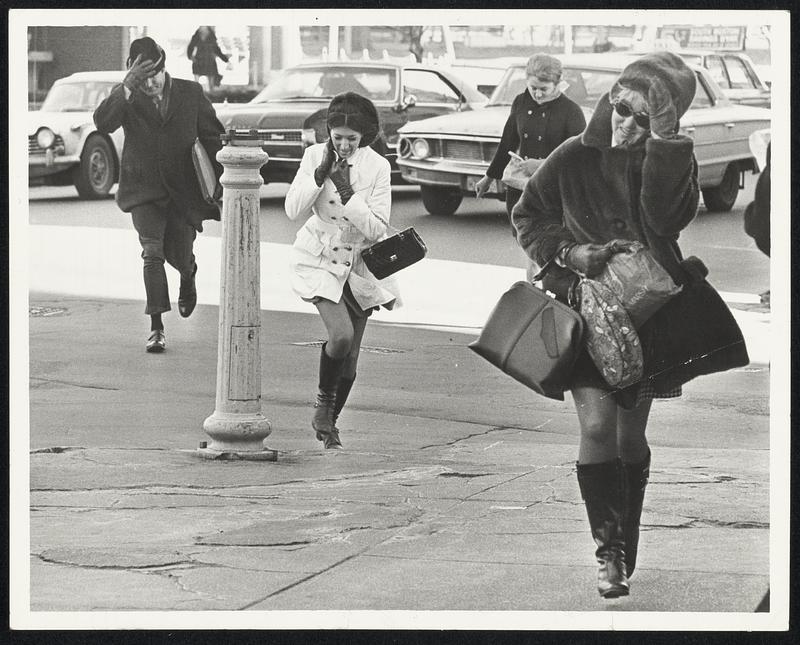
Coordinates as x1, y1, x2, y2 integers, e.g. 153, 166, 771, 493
469, 281, 585, 400
361, 226, 427, 280
639, 262, 749, 390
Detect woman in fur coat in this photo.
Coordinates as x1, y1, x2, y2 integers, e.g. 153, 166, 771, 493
285, 92, 400, 450
512, 52, 699, 598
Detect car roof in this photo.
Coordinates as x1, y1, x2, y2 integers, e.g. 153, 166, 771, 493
57, 70, 126, 83
504, 52, 704, 73
290, 60, 406, 70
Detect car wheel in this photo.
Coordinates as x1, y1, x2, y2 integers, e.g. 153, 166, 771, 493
702, 164, 739, 212
420, 185, 462, 216
74, 135, 116, 199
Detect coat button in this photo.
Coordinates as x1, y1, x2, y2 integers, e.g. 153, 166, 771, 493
537, 136, 542, 141
331, 216, 337, 220
332, 260, 338, 264
345, 246, 352, 251
344, 261, 351, 267
333, 247, 339, 251
329, 200, 336, 204
612, 218, 627, 231
527, 110, 532, 115
523, 133, 528, 138
541, 112, 546, 117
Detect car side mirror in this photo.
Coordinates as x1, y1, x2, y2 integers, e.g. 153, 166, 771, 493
397, 93, 417, 112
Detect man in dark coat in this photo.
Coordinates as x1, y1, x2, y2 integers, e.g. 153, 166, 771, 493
94, 36, 224, 352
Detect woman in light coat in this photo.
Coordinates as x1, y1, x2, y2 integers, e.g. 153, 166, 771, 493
285, 92, 400, 449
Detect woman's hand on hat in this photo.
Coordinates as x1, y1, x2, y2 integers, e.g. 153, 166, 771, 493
124, 54, 158, 91
647, 77, 678, 139
313, 139, 336, 187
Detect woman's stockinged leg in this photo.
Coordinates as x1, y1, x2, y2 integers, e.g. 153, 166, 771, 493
342, 313, 368, 380
314, 298, 355, 359
572, 386, 619, 464
617, 398, 652, 463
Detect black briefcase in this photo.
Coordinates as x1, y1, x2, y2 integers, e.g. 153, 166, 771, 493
361, 227, 427, 279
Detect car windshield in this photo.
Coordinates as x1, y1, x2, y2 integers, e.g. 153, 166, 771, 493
488, 66, 621, 110
40, 81, 118, 112
250, 66, 398, 103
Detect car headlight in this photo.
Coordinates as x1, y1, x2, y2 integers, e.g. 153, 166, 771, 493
411, 138, 430, 160
397, 137, 411, 159
36, 127, 56, 149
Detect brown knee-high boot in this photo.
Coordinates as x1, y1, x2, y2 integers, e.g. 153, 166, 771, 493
312, 343, 344, 449
577, 459, 630, 598
622, 450, 650, 578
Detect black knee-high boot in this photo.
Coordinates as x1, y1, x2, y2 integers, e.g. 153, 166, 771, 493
577, 459, 630, 598
332, 373, 356, 430
622, 450, 650, 578
312, 343, 345, 449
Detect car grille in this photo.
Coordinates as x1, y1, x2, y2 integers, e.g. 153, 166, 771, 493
29, 134, 65, 155
424, 138, 497, 163
259, 129, 305, 161
259, 129, 303, 143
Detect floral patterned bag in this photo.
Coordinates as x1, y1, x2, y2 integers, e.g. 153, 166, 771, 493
578, 278, 644, 389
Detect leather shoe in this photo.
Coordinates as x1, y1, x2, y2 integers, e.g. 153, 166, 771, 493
146, 329, 166, 353
178, 266, 197, 318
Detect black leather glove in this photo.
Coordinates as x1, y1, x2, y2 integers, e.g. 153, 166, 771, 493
648, 77, 678, 139
123, 54, 158, 93
328, 158, 354, 204
313, 139, 336, 187
565, 240, 636, 277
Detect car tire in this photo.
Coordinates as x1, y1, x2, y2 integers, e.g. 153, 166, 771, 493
420, 185, 462, 216
74, 135, 116, 199
702, 164, 739, 212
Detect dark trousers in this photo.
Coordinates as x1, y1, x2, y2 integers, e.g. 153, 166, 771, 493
131, 199, 197, 315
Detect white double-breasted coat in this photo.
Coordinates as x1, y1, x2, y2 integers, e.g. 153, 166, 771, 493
285, 143, 402, 310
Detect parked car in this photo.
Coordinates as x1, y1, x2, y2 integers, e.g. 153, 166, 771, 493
445, 57, 526, 97
396, 54, 771, 216
213, 61, 487, 185
28, 71, 125, 199
673, 50, 771, 108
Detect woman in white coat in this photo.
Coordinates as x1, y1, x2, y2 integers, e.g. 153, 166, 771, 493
285, 92, 401, 449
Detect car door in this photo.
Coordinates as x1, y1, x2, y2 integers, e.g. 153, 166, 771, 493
677, 71, 735, 188
400, 68, 466, 124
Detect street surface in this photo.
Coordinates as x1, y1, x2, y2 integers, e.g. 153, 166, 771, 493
19, 176, 783, 626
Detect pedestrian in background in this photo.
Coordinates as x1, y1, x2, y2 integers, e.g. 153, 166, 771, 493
743, 140, 770, 305
187, 26, 230, 90
285, 92, 400, 450
94, 36, 224, 352
512, 52, 699, 598
475, 54, 586, 232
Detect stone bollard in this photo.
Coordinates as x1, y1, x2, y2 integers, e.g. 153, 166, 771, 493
199, 130, 276, 461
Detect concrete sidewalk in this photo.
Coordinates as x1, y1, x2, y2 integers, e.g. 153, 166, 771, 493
19, 293, 774, 629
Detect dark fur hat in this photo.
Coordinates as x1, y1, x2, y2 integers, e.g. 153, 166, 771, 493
127, 37, 166, 72
612, 51, 696, 120
326, 92, 380, 147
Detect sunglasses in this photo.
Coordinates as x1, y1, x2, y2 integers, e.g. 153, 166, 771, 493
611, 100, 650, 129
